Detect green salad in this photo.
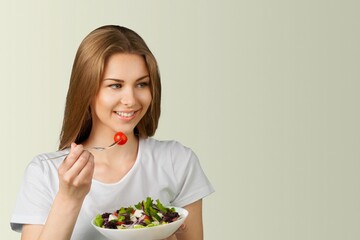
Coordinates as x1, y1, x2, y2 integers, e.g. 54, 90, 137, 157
94, 197, 180, 229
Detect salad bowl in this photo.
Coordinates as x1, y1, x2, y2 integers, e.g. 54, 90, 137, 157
91, 207, 188, 240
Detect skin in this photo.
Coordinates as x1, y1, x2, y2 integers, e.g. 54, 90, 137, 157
21, 53, 204, 240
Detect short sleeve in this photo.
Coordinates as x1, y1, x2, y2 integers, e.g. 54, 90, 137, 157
170, 142, 214, 207
10, 158, 55, 232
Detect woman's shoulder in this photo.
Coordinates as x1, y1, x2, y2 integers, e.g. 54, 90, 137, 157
140, 137, 197, 163
141, 137, 192, 153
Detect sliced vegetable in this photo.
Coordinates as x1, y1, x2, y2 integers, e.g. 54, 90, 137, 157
95, 197, 180, 229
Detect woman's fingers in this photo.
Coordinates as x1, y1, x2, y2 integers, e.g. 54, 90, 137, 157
65, 150, 92, 179
176, 224, 187, 234
73, 153, 94, 186
59, 143, 85, 174
165, 225, 187, 240
58, 143, 94, 197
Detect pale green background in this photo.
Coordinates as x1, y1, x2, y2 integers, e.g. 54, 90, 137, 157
1, 0, 360, 240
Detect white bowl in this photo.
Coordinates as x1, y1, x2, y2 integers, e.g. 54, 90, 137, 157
91, 207, 188, 240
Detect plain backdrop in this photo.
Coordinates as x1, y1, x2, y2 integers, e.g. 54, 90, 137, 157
1, 1, 360, 240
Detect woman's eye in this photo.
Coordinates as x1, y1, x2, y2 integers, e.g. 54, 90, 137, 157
109, 84, 122, 89
137, 82, 149, 88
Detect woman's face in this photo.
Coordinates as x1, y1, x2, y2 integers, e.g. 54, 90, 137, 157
91, 53, 152, 137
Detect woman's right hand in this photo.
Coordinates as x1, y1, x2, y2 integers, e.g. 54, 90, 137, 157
57, 143, 95, 201
21, 143, 95, 240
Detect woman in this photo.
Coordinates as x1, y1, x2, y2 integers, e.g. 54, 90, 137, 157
10, 25, 214, 240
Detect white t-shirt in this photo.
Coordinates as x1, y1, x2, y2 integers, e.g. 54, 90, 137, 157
10, 137, 214, 240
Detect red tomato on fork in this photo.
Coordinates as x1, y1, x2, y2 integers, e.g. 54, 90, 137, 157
114, 132, 128, 145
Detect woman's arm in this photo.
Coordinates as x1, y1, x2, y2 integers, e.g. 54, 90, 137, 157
21, 195, 83, 240
21, 143, 94, 240
166, 199, 203, 240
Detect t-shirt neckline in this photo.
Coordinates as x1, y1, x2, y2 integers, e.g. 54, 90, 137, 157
91, 138, 143, 186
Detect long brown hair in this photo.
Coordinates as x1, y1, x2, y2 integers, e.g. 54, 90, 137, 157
59, 25, 161, 150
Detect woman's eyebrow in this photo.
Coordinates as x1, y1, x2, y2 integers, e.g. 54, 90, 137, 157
103, 75, 150, 82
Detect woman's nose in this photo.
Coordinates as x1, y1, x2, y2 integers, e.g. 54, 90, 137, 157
120, 87, 136, 106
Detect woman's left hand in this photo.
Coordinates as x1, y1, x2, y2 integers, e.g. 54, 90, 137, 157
164, 224, 187, 239
175, 224, 188, 234
164, 199, 203, 240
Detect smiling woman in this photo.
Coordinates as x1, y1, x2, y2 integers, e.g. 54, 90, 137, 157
9, 25, 214, 240
92, 53, 152, 138
59, 26, 162, 149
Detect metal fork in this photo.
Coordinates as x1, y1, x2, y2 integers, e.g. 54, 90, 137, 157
88, 140, 120, 151
48, 140, 120, 159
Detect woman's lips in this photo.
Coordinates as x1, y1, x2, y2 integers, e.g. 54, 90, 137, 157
114, 111, 137, 120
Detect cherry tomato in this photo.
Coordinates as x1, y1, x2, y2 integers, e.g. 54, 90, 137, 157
114, 132, 128, 145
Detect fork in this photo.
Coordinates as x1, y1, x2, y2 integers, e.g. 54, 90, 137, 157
48, 140, 120, 159
88, 140, 120, 151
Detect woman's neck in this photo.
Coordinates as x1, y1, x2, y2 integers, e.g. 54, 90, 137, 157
90, 134, 140, 183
